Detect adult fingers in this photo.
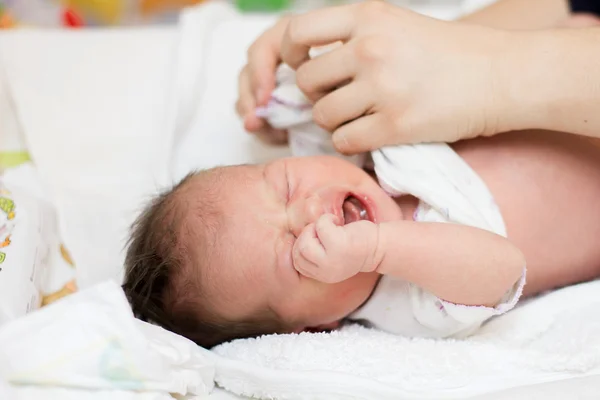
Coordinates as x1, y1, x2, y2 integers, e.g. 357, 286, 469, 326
237, 66, 268, 134
239, 66, 288, 143
236, 66, 254, 118
251, 127, 289, 145
281, 4, 357, 69
295, 46, 356, 103
312, 82, 374, 132
247, 18, 289, 105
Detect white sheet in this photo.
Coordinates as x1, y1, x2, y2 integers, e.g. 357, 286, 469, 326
0, 281, 215, 399
0, 28, 178, 288
168, 3, 291, 181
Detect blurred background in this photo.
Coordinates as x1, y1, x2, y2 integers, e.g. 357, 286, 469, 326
0, 0, 466, 28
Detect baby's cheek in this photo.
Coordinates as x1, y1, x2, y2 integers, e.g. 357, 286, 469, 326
276, 234, 300, 284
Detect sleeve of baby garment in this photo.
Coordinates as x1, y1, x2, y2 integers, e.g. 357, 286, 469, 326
409, 268, 526, 338
570, 0, 600, 15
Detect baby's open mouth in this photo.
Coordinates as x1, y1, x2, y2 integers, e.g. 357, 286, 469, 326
342, 196, 370, 224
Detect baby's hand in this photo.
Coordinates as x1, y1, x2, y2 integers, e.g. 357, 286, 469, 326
292, 214, 383, 283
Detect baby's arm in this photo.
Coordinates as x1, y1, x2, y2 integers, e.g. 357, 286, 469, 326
293, 215, 525, 308
373, 220, 525, 308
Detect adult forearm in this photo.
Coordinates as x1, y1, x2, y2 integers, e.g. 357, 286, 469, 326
499, 28, 600, 138
460, 0, 570, 30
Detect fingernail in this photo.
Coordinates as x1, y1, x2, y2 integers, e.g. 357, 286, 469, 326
333, 132, 350, 153
244, 115, 257, 133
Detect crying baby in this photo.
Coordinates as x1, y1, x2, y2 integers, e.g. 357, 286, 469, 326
122, 153, 526, 348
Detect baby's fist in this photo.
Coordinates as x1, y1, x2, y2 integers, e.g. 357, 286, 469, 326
292, 214, 382, 283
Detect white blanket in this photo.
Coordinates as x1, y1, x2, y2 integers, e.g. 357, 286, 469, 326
3, 279, 600, 399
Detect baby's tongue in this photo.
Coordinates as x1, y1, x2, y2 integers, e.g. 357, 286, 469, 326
342, 197, 365, 224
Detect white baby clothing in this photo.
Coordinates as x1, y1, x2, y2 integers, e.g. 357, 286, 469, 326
257, 64, 526, 339
255, 64, 365, 167
350, 145, 525, 338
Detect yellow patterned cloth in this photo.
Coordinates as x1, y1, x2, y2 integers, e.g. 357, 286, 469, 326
0, 85, 78, 308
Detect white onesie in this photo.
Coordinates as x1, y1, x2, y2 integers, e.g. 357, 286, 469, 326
257, 65, 526, 339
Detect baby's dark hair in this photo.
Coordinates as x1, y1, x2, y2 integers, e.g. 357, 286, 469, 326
122, 169, 285, 348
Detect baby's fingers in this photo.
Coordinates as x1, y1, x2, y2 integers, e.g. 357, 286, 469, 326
292, 256, 320, 281
293, 223, 326, 272
315, 214, 344, 250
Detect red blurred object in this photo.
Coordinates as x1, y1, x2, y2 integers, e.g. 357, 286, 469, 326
62, 7, 84, 28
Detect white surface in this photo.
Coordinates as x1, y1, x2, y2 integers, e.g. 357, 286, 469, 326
212, 281, 600, 399
3, 277, 600, 400
0, 281, 215, 399
0, 28, 178, 288
169, 4, 290, 182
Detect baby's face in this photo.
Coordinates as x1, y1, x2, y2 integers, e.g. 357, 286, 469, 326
192, 156, 402, 332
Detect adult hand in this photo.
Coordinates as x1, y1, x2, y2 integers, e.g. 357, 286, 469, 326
236, 17, 290, 145
280, 2, 515, 154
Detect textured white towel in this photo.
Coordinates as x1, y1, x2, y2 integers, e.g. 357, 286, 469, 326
212, 281, 600, 399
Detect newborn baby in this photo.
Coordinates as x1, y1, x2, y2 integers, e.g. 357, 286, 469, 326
123, 75, 600, 350
123, 154, 527, 347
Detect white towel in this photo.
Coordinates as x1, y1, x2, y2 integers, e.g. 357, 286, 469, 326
212, 281, 600, 399
3, 277, 600, 400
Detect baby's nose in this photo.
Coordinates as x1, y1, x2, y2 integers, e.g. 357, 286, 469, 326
289, 196, 325, 237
